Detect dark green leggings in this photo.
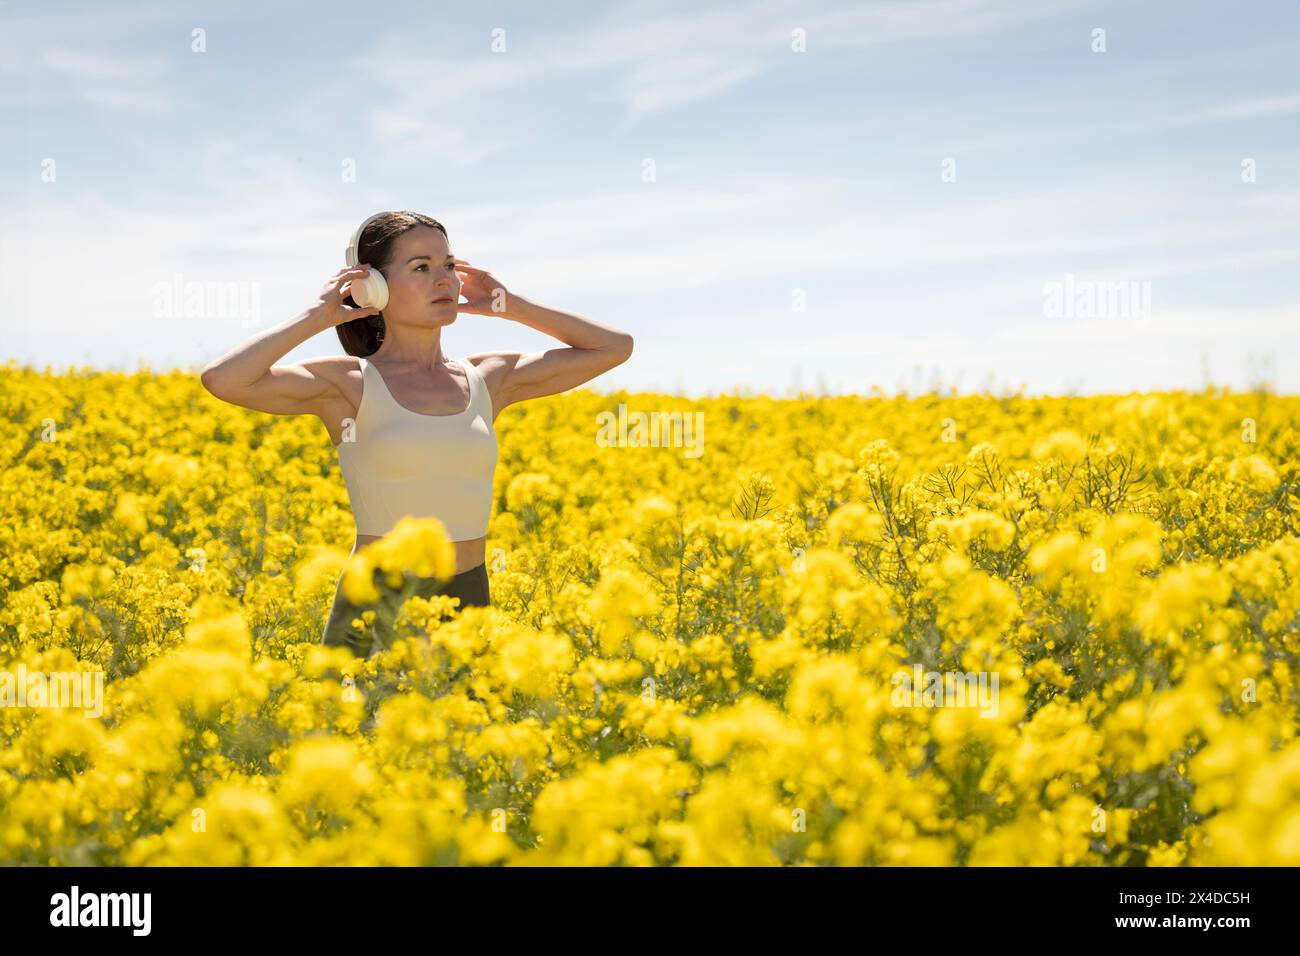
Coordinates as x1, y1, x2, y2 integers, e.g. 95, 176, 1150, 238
320, 562, 492, 659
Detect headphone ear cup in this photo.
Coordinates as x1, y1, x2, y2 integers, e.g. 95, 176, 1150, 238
352, 270, 389, 310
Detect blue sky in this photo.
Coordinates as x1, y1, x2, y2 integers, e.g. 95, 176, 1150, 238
2, 0, 1297, 396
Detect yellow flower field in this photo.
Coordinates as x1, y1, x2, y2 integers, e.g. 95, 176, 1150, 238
2, 362, 1298, 866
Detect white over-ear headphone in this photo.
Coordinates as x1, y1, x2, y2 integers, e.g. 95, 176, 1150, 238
344, 213, 390, 310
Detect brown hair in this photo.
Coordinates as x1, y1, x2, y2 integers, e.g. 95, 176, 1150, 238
336, 211, 449, 356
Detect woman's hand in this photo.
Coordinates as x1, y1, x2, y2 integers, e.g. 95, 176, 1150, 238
312, 266, 383, 327
454, 259, 512, 316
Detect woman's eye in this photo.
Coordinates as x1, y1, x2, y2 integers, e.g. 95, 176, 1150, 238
415, 264, 428, 271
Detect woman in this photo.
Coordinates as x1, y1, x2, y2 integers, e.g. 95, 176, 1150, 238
200, 210, 634, 657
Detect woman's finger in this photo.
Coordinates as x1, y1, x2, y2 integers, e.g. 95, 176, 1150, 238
331, 267, 370, 290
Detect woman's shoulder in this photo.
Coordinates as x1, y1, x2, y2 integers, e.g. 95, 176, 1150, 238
463, 351, 521, 423
299, 353, 364, 369
298, 354, 364, 380
462, 351, 510, 369
462, 350, 520, 389
297, 354, 365, 410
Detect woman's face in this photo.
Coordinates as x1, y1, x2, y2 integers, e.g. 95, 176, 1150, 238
378, 226, 461, 327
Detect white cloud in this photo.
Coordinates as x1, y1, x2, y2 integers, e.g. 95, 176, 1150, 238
619, 54, 764, 118
42, 48, 168, 80
937, 91, 1300, 157
369, 109, 524, 166
80, 87, 176, 112
357, 0, 1096, 128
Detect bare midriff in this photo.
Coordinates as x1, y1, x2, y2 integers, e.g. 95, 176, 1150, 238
352, 533, 487, 576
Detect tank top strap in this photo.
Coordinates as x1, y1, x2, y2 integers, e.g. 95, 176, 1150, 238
356, 355, 393, 416
460, 357, 486, 413
356, 355, 372, 405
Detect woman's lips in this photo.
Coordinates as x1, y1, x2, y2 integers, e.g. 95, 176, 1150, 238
432, 297, 453, 304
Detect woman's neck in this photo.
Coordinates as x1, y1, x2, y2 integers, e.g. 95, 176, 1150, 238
371, 331, 447, 369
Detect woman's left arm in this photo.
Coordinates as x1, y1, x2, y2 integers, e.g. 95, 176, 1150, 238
457, 261, 634, 413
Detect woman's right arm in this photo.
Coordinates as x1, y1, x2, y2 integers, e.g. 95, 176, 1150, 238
199, 265, 378, 415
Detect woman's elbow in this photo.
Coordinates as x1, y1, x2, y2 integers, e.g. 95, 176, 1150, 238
611, 333, 634, 364
200, 364, 234, 399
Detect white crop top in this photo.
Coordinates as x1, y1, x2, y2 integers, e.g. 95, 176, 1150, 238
336, 355, 498, 540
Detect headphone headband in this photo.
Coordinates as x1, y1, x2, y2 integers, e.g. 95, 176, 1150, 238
345, 212, 388, 266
